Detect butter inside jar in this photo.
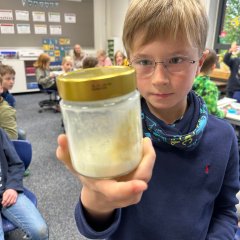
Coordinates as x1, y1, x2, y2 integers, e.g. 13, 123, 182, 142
57, 66, 143, 178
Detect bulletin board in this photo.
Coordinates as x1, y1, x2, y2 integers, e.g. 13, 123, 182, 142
0, 0, 94, 48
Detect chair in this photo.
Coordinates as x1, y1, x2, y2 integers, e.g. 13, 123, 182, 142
2, 140, 37, 234
38, 84, 59, 113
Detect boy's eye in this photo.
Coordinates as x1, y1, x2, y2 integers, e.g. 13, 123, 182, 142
135, 59, 154, 66
168, 57, 184, 64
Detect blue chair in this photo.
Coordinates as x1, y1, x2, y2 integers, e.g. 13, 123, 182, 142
2, 140, 37, 234
38, 84, 59, 113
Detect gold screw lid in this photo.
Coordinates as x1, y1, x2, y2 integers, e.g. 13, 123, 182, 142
57, 66, 136, 102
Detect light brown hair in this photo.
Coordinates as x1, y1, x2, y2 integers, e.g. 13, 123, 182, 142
200, 49, 218, 74
33, 53, 51, 70
123, 0, 208, 57
82, 56, 98, 69
0, 64, 16, 76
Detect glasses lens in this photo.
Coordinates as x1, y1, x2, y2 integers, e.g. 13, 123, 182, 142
167, 57, 193, 73
132, 58, 154, 77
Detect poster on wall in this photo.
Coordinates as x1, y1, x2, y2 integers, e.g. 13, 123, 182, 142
48, 12, 60, 23
0, 9, 13, 20
34, 24, 47, 34
49, 25, 62, 35
15, 10, 29, 21
0, 23, 15, 34
17, 24, 31, 34
32, 11, 45, 22
64, 13, 76, 23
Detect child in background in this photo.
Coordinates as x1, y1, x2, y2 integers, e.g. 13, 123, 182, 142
61, 56, 73, 74
0, 76, 18, 140
34, 53, 58, 91
71, 44, 86, 69
96, 49, 112, 66
0, 127, 48, 240
82, 56, 98, 69
224, 42, 240, 101
193, 49, 225, 118
114, 50, 129, 66
0, 65, 16, 108
56, 0, 239, 239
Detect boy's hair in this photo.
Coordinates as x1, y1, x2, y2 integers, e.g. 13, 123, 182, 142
82, 56, 98, 69
62, 56, 73, 65
33, 53, 51, 69
123, 0, 208, 57
200, 49, 218, 74
0, 64, 16, 76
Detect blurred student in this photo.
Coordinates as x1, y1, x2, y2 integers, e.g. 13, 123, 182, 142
0, 127, 49, 240
82, 56, 98, 69
114, 50, 129, 66
34, 53, 58, 91
193, 49, 225, 118
224, 42, 240, 101
97, 49, 112, 67
0, 65, 16, 108
71, 44, 86, 69
0, 76, 18, 140
61, 56, 74, 74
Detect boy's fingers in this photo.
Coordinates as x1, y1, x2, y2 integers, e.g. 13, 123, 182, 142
56, 134, 77, 173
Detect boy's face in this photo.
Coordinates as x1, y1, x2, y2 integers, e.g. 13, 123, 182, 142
1, 73, 15, 91
62, 61, 73, 72
129, 35, 206, 119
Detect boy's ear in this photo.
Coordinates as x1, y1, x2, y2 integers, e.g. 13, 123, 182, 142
195, 50, 208, 76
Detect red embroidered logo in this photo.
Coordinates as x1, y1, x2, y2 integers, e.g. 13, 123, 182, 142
205, 165, 210, 174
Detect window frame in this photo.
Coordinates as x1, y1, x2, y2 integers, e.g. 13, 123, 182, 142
214, 0, 231, 52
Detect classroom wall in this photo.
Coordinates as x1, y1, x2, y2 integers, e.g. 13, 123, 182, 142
0, 0, 94, 48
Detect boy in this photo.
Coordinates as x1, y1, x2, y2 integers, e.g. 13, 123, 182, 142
224, 42, 240, 101
82, 56, 98, 69
0, 65, 16, 108
0, 76, 18, 140
0, 128, 48, 240
193, 49, 225, 118
56, 0, 239, 239
61, 56, 73, 74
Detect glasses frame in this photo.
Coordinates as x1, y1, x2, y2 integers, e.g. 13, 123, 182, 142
129, 56, 197, 76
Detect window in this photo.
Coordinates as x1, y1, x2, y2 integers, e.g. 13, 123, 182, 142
214, 0, 240, 51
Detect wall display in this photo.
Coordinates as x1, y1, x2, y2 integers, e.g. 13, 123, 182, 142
42, 37, 71, 63
15, 10, 29, 21
64, 13, 76, 23
49, 25, 62, 35
17, 23, 31, 34
21, 0, 59, 8
0, 23, 15, 34
48, 12, 60, 22
34, 24, 47, 34
0, 0, 94, 48
32, 11, 45, 22
0, 9, 13, 20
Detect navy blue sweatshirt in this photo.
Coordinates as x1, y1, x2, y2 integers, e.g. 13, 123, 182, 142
74, 92, 239, 240
0, 128, 24, 198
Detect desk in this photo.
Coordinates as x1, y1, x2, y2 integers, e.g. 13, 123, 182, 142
210, 69, 230, 95
210, 68, 230, 81
218, 98, 240, 126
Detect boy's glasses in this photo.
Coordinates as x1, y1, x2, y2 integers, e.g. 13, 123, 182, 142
129, 56, 197, 77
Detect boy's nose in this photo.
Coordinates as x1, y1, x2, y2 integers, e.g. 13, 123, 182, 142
151, 64, 169, 85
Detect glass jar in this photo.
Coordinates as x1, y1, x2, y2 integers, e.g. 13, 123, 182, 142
57, 66, 143, 178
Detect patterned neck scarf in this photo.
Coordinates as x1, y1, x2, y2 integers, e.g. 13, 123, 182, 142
142, 91, 208, 151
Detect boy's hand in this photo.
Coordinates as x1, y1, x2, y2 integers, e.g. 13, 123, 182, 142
56, 134, 156, 219
2, 189, 18, 207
